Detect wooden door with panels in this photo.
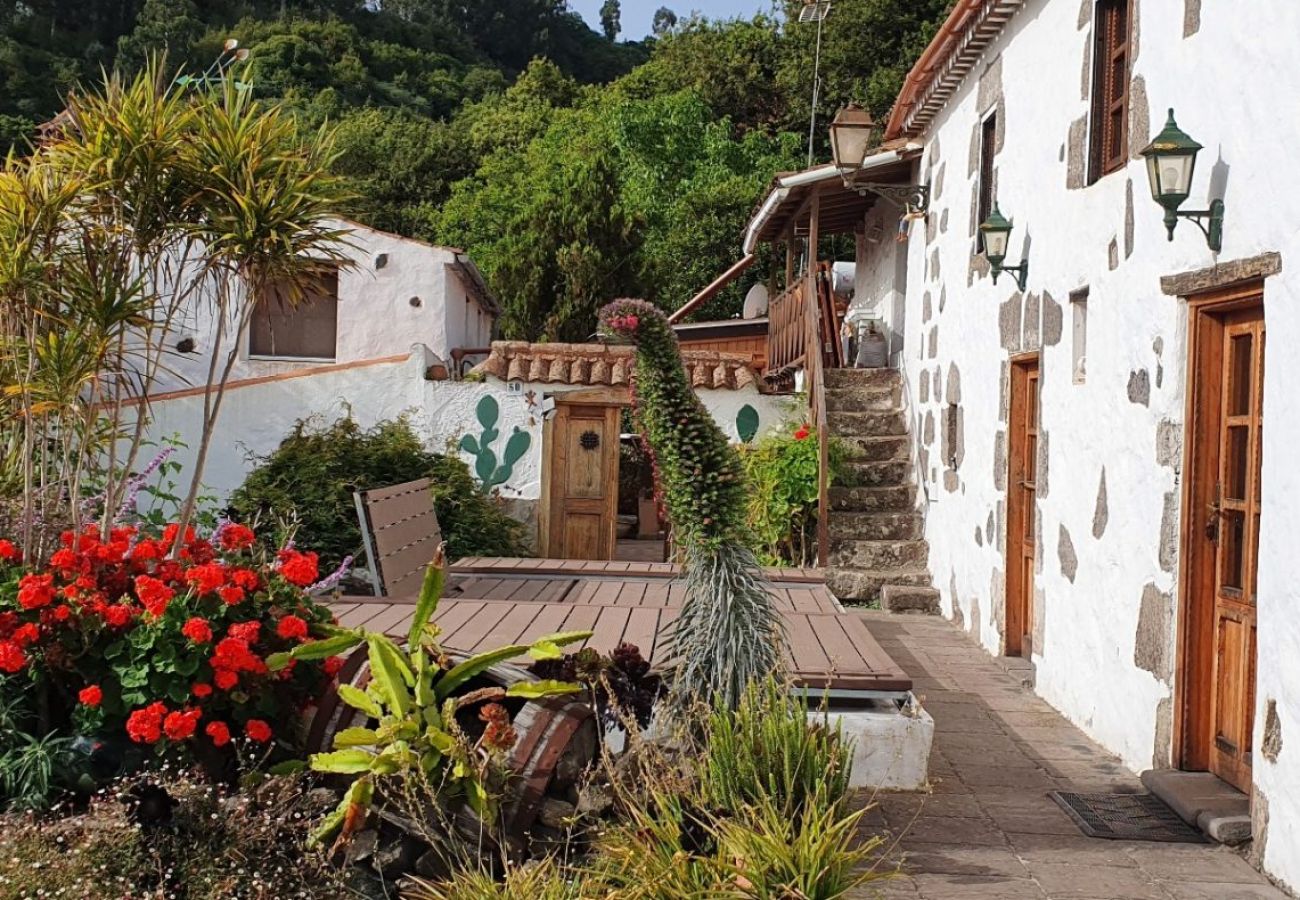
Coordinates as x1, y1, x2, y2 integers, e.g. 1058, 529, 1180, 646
1006, 355, 1040, 658
541, 393, 622, 560
1176, 284, 1264, 794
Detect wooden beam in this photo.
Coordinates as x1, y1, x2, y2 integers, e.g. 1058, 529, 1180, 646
668, 254, 757, 324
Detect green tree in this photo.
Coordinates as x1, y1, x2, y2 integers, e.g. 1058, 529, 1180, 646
117, 0, 205, 66
651, 6, 677, 36
599, 0, 621, 40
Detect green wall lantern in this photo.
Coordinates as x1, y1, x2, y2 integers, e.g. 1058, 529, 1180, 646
979, 203, 1029, 291
1139, 109, 1224, 252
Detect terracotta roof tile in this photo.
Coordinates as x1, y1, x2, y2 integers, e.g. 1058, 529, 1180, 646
472, 342, 763, 392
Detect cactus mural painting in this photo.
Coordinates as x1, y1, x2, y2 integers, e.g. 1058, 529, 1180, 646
459, 395, 531, 491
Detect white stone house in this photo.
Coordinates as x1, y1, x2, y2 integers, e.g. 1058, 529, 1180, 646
813, 0, 1300, 885
154, 218, 499, 392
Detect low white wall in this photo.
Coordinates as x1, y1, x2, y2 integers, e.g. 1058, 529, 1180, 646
137, 351, 428, 505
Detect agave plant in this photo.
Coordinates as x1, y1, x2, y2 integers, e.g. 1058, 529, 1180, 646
269, 547, 592, 848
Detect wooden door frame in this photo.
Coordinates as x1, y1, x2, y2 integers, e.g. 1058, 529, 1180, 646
538, 388, 629, 559
1005, 352, 1040, 657
1172, 281, 1265, 773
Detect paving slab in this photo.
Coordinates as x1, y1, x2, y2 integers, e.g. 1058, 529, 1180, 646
853, 611, 1289, 899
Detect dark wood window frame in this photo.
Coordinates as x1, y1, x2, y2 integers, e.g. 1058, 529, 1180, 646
248, 267, 340, 361
977, 110, 998, 248
1088, 0, 1132, 182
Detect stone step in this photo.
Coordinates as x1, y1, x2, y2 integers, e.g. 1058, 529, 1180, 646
880, 585, 941, 615
840, 459, 911, 488
825, 387, 902, 412
828, 538, 929, 570
836, 434, 909, 462
826, 410, 906, 437
823, 368, 902, 391
829, 484, 915, 512
826, 567, 932, 605
827, 510, 923, 541
1139, 770, 1251, 844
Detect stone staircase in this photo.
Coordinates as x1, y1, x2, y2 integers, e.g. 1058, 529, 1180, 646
824, 368, 939, 613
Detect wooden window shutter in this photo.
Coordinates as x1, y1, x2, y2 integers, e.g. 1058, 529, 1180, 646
1089, 0, 1131, 181
248, 268, 339, 360
977, 112, 998, 243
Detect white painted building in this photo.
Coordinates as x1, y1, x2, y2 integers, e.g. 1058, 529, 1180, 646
808, 0, 1300, 885
155, 218, 498, 391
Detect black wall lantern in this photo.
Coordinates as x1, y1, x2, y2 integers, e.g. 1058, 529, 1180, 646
979, 203, 1029, 291
1139, 109, 1223, 252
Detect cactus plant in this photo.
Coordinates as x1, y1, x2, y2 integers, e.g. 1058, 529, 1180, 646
598, 299, 783, 710
459, 395, 531, 490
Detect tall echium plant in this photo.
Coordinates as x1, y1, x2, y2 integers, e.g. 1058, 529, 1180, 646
598, 300, 782, 709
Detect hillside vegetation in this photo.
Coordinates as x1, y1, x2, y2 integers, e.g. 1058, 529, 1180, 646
1, 0, 949, 337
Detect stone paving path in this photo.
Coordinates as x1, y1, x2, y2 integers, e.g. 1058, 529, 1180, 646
852, 611, 1288, 900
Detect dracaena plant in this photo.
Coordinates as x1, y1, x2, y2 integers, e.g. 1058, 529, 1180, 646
269, 547, 591, 848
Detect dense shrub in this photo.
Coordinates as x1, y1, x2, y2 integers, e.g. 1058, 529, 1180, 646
228, 416, 528, 572
739, 421, 848, 567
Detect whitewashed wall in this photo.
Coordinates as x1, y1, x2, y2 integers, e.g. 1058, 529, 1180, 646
156, 220, 493, 392
897, 0, 1300, 885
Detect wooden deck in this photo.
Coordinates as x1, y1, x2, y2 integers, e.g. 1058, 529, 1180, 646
329, 560, 910, 697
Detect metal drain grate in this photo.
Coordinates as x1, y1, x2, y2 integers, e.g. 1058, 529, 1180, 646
1049, 791, 1207, 843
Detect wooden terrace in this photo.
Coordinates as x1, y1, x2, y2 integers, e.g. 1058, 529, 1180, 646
326, 558, 912, 702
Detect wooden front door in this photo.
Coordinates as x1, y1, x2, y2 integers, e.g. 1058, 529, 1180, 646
1006, 356, 1040, 658
1178, 288, 1264, 794
543, 400, 621, 560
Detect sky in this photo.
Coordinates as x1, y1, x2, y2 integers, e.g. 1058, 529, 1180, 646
568, 0, 775, 40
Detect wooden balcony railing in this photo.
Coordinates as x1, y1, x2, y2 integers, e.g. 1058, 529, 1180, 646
763, 261, 844, 567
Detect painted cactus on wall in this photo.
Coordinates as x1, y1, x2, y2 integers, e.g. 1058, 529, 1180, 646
459, 395, 531, 491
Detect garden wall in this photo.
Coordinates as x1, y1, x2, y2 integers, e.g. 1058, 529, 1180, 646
137, 345, 792, 552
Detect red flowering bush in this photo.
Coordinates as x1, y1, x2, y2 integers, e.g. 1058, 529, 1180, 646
0, 523, 344, 764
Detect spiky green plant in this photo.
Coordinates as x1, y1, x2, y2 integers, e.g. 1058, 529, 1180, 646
598, 299, 782, 710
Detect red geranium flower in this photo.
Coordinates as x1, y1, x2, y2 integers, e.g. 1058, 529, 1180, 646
793, 425, 811, 441
135, 575, 175, 618
184, 563, 226, 596
228, 621, 261, 644
323, 656, 345, 678
163, 523, 197, 547
219, 523, 256, 551
192, 682, 213, 698
182, 617, 213, 644
218, 586, 245, 606
0, 641, 26, 673
163, 708, 201, 741
126, 702, 168, 744
213, 669, 239, 690
78, 685, 103, 707
205, 720, 231, 747
51, 604, 72, 622
276, 615, 308, 641
277, 549, 319, 588
244, 719, 272, 743
48, 548, 78, 571
0, 539, 19, 561
11, 622, 39, 647
229, 569, 260, 591
17, 573, 55, 610
130, 539, 162, 562
102, 604, 134, 628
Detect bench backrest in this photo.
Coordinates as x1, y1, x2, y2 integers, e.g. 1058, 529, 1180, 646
354, 477, 442, 597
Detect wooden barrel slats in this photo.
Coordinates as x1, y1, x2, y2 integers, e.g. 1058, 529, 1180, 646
305, 646, 596, 844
